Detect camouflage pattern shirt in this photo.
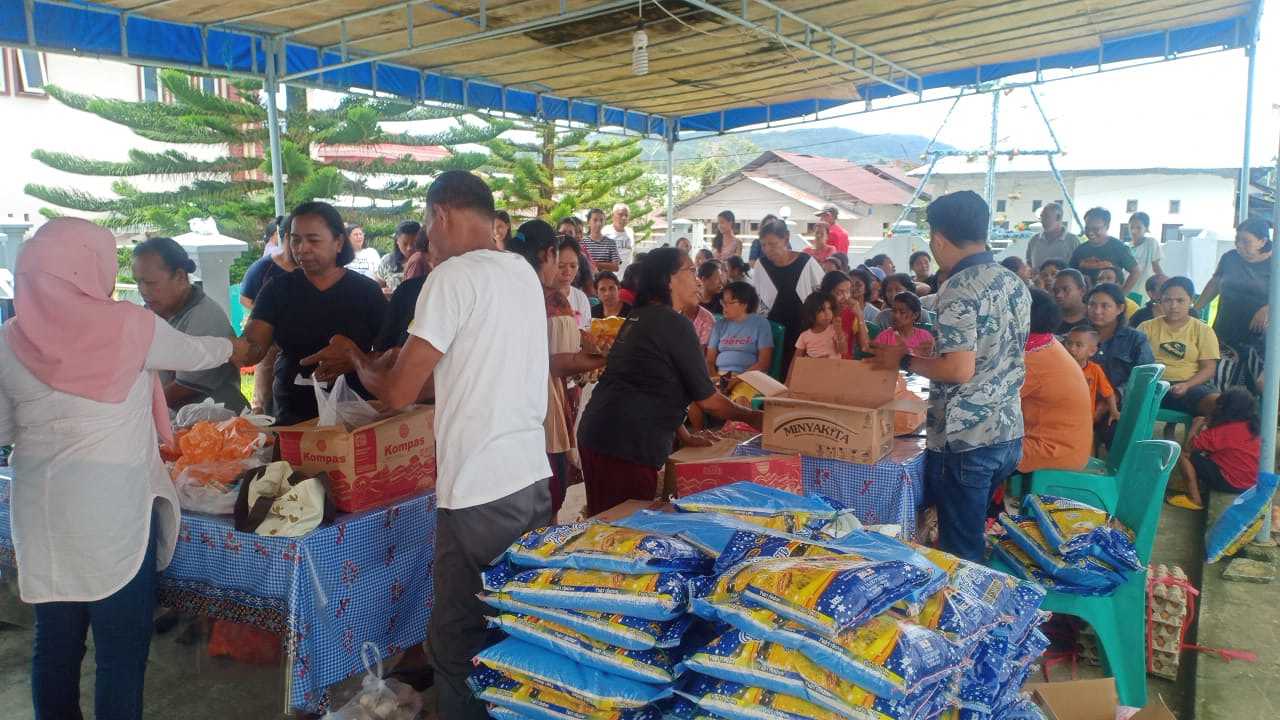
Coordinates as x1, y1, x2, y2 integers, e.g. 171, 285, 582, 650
927, 252, 1031, 452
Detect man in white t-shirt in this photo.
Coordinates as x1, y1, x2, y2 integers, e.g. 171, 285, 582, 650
304, 171, 551, 720
603, 202, 635, 265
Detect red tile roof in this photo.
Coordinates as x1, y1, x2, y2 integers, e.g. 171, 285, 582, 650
766, 151, 916, 206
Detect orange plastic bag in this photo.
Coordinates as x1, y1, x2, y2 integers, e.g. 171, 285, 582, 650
170, 418, 269, 480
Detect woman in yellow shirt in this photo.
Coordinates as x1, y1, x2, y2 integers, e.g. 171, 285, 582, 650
1138, 276, 1221, 417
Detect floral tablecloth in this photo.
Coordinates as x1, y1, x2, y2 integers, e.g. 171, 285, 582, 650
734, 435, 926, 536
0, 471, 436, 712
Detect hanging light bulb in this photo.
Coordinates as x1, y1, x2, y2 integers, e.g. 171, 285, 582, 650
632, 25, 649, 76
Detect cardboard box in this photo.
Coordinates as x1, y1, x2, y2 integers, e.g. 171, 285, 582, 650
741, 359, 926, 465
1026, 679, 1174, 720
660, 438, 739, 499
273, 405, 436, 513
674, 453, 802, 498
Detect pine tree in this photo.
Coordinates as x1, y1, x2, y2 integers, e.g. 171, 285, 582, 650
485, 119, 657, 239
26, 69, 510, 244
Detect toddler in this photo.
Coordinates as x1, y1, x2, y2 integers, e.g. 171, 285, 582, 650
1168, 388, 1261, 511
794, 292, 842, 359
1063, 325, 1120, 425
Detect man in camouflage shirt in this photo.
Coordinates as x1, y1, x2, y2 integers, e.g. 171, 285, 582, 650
873, 191, 1030, 560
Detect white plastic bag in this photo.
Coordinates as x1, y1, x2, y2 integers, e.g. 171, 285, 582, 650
312, 376, 381, 429
173, 459, 254, 515
325, 642, 422, 720
174, 399, 238, 428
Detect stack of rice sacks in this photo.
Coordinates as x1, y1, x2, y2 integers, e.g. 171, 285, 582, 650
642, 482, 1051, 720
989, 495, 1143, 597
471, 521, 716, 719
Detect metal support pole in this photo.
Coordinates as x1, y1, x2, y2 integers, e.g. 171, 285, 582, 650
666, 136, 676, 244
264, 38, 287, 219
1237, 43, 1257, 224
983, 90, 1000, 238
1047, 156, 1084, 232
1256, 123, 1280, 540
891, 155, 938, 230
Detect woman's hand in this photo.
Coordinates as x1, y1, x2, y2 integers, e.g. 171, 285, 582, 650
1169, 382, 1190, 397
229, 337, 254, 369
1250, 305, 1269, 333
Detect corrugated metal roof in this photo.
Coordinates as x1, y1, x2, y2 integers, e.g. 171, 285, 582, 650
742, 172, 859, 218
759, 150, 917, 206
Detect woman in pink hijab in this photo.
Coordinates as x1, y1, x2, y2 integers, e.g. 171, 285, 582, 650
0, 218, 249, 720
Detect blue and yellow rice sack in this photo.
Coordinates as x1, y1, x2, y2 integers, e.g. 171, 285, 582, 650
673, 482, 838, 537
469, 666, 662, 720
481, 593, 693, 651
473, 639, 673, 711
482, 561, 692, 621
504, 523, 713, 575
488, 613, 679, 685
1023, 495, 1141, 572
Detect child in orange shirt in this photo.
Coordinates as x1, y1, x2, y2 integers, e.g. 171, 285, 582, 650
1064, 325, 1120, 426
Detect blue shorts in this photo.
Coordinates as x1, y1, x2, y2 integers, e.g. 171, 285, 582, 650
925, 440, 1022, 562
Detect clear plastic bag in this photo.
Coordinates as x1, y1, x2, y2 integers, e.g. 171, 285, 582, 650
174, 399, 238, 428
325, 643, 422, 720
174, 459, 253, 514
314, 376, 382, 429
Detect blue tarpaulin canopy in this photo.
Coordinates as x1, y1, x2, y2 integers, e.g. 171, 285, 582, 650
0, 0, 1261, 139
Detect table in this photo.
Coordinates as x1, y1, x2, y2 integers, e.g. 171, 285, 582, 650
0, 470, 436, 714
733, 435, 926, 536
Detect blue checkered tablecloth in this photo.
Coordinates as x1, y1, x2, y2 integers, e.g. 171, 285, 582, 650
0, 471, 435, 712
733, 436, 926, 536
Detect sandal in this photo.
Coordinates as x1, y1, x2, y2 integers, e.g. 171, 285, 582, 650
1166, 494, 1203, 511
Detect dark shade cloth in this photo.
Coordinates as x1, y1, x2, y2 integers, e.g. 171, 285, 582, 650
577, 304, 717, 468
758, 253, 809, 379
1070, 237, 1137, 285
1093, 325, 1155, 401
591, 301, 633, 319
1211, 249, 1271, 350
374, 275, 427, 352
427, 480, 551, 720
239, 255, 289, 303
250, 269, 387, 425
579, 446, 661, 518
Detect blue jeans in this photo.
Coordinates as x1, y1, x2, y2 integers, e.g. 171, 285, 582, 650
32, 519, 158, 720
926, 440, 1022, 562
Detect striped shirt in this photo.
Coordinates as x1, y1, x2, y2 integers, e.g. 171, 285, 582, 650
582, 234, 622, 264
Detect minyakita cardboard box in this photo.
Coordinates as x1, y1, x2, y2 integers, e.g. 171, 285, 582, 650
1026, 679, 1174, 720
740, 359, 925, 465
273, 405, 435, 512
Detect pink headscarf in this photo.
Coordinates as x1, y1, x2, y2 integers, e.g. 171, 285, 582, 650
6, 218, 173, 442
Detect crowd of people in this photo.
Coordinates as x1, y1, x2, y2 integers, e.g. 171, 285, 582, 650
0, 168, 1275, 719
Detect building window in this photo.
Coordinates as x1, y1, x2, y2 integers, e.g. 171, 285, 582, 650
1031, 200, 1043, 212
749, 222, 760, 232
1125, 199, 1138, 213
201, 76, 217, 94
15, 49, 46, 95
1169, 200, 1181, 215
995, 199, 1007, 213
140, 66, 160, 102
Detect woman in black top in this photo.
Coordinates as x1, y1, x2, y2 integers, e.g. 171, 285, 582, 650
591, 271, 632, 319
242, 202, 388, 425
754, 219, 824, 378
577, 248, 762, 516
1195, 218, 1273, 391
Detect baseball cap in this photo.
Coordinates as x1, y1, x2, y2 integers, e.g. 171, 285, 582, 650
815, 205, 838, 218
866, 266, 886, 281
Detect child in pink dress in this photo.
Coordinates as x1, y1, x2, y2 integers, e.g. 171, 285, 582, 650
874, 291, 935, 356
795, 291, 845, 359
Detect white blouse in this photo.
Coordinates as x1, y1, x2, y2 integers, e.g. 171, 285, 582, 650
0, 316, 232, 603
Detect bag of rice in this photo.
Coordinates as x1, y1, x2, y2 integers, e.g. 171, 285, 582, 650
682, 598, 956, 702
989, 536, 1103, 597
489, 613, 678, 685
474, 639, 674, 710
481, 593, 693, 651
1206, 472, 1279, 563
654, 697, 718, 720
673, 482, 838, 537
997, 515, 1125, 594
694, 555, 931, 638
824, 533, 950, 612
616, 510, 782, 559
675, 674, 844, 720
482, 561, 692, 621
676, 668, 944, 720
891, 586, 997, 656
469, 666, 662, 720
504, 523, 713, 575
1023, 495, 1141, 572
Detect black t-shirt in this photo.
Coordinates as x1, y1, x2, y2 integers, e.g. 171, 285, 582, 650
578, 304, 717, 467
240, 255, 289, 303
700, 294, 724, 315
374, 275, 427, 352
591, 302, 633, 319
1213, 249, 1272, 348
1070, 238, 1137, 284
251, 269, 388, 425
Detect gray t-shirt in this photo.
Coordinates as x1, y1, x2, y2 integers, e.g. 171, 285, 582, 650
1027, 230, 1080, 271
162, 285, 247, 412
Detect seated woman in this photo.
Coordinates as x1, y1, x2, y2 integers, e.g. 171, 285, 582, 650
1138, 276, 1221, 417
707, 281, 774, 376
242, 202, 388, 425
1018, 288, 1093, 473
591, 271, 632, 319
131, 237, 248, 413
577, 248, 762, 515
1085, 282, 1154, 401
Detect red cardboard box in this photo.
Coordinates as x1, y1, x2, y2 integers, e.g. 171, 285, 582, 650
274, 405, 435, 513
674, 453, 802, 498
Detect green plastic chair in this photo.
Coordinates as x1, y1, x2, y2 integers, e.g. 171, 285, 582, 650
866, 321, 881, 338
768, 321, 786, 380
993, 440, 1179, 709
1156, 408, 1194, 444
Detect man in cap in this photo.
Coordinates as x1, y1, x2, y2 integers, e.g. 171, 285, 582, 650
816, 205, 850, 255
